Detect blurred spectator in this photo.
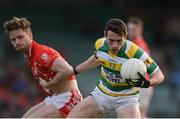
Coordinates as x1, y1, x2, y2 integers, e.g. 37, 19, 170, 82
0, 59, 43, 117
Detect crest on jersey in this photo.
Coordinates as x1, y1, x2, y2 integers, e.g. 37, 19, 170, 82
41, 53, 49, 61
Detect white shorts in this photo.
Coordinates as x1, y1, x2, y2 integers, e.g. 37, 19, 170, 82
44, 89, 82, 117
91, 87, 140, 115
139, 87, 154, 107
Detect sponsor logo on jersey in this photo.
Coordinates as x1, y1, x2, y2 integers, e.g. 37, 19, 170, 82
104, 70, 124, 83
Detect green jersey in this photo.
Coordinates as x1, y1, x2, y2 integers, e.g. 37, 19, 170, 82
94, 37, 159, 96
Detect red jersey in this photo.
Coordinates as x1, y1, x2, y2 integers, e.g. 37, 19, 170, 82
133, 36, 150, 55
133, 36, 151, 80
27, 41, 76, 96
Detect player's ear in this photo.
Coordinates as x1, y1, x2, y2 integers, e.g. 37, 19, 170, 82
28, 30, 33, 40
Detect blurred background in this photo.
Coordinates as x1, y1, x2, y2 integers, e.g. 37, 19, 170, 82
0, 0, 180, 117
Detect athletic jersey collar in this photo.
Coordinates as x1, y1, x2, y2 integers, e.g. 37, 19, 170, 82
28, 40, 37, 58
118, 40, 127, 55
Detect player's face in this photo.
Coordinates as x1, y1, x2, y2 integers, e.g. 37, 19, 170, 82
106, 30, 125, 54
9, 29, 32, 52
127, 23, 141, 39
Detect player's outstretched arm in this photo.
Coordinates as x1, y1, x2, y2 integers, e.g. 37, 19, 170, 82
74, 55, 100, 74
149, 69, 164, 86
44, 57, 74, 89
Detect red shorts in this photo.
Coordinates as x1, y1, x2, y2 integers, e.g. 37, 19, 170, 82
44, 89, 83, 117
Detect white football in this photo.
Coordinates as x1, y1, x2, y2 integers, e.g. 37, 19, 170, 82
121, 58, 147, 80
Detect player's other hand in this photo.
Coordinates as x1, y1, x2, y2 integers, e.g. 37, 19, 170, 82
125, 72, 150, 88
39, 77, 49, 88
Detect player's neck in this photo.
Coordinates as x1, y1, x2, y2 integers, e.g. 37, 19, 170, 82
24, 40, 33, 56
130, 35, 142, 40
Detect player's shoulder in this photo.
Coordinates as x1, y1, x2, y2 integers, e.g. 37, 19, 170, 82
94, 37, 106, 51
126, 39, 135, 45
34, 42, 60, 63
37, 43, 59, 55
125, 39, 140, 49
124, 39, 142, 58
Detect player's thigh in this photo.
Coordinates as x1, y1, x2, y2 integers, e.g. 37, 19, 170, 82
139, 87, 153, 117
116, 103, 141, 118
28, 103, 63, 118
139, 87, 153, 107
22, 101, 46, 118
67, 95, 103, 118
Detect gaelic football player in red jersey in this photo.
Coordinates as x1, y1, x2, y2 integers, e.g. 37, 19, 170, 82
3, 17, 82, 118
127, 16, 153, 118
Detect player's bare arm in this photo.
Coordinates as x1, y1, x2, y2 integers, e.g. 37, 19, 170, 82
43, 57, 74, 89
149, 69, 164, 86
75, 55, 100, 73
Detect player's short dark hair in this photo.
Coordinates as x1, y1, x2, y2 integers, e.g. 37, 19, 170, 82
3, 17, 31, 33
105, 18, 127, 37
128, 16, 143, 28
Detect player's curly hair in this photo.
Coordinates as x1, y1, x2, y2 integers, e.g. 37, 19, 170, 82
105, 18, 127, 37
3, 17, 31, 33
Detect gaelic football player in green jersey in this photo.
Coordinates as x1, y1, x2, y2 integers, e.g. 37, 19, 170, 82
67, 18, 164, 118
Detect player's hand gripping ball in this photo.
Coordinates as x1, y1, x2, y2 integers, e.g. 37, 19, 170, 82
121, 58, 150, 88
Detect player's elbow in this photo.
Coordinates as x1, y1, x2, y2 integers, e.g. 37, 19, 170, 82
67, 66, 74, 76
159, 72, 165, 83
62, 66, 74, 77
150, 69, 165, 86
156, 69, 165, 85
